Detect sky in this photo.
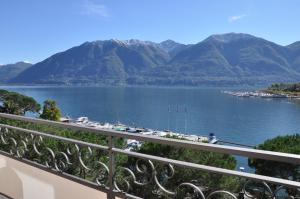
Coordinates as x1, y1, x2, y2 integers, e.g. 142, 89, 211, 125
1, 0, 300, 64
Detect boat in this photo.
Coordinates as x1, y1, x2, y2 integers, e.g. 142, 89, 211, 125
153, 131, 168, 137
140, 130, 154, 136
208, 133, 218, 144
125, 139, 143, 151
113, 122, 127, 131
124, 127, 137, 133
97, 123, 114, 129
86, 122, 100, 128
60, 116, 71, 123
76, 117, 89, 124
184, 135, 199, 142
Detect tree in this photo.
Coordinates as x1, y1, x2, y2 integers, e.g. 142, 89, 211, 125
0, 89, 41, 115
40, 100, 61, 121
248, 134, 300, 181
121, 136, 240, 198
267, 82, 300, 93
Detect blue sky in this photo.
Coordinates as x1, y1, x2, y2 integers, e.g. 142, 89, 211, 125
1, 0, 300, 64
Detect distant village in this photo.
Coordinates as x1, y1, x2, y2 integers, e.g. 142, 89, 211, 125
223, 91, 300, 98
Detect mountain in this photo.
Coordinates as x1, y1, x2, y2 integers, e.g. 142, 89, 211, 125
287, 41, 300, 69
155, 33, 299, 85
9, 33, 300, 86
0, 61, 32, 83
11, 40, 169, 84
287, 41, 300, 50
158, 40, 189, 58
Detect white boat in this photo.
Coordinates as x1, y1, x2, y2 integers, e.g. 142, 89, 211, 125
140, 130, 154, 136
184, 135, 199, 142
209, 137, 218, 144
76, 117, 89, 124
97, 123, 114, 129
113, 122, 128, 131
60, 116, 71, 123
126, 127, 138, 133
86, 122, 100, 128
154, 131, 168, 137
208, 133, 218, 144
125, 139, 143, 151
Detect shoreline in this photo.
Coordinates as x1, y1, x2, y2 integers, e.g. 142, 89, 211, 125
0, 83, 267, 90
64, 116, 211, 151
223, 90, 300, 98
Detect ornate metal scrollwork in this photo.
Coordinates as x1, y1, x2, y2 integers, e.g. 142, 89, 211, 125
95, 161, 109, 187
176, 183, 206, 199
241, 180, 300, 199
114, 159, 211, 198
206, 190, 237, 199
0, 126, 110, 187
113, 158, 300, 199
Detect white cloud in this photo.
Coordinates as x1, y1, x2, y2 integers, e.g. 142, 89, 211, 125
228, 15, 247, 22
81, 0, 109, 17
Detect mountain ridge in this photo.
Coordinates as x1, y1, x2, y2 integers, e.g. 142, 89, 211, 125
7, 33, 300, 86
0, 61, 32, 83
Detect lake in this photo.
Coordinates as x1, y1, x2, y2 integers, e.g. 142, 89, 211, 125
2, 86, 300, 170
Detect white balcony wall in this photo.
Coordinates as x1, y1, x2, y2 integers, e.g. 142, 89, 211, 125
0, 155, 111, 199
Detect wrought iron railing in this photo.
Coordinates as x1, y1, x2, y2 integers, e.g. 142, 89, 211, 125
0, 113, 299, 199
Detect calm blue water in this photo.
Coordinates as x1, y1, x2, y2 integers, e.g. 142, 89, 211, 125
2, 86, 300, 170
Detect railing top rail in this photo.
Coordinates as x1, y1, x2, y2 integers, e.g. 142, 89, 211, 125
113, 148, 300, 189
0, 124, 109, 151
0, 113, 300, 165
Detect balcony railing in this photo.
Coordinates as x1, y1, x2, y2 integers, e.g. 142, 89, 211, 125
0, 112, 299, 199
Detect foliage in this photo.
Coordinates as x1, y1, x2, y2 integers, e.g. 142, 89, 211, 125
0, 117, 127, 182
0, 89, 41, 115
266, 82, 300, 93
248, 134, 300, 180
40, 100, 61, 121
125, 136, 240, 198
0, 117, 125, 147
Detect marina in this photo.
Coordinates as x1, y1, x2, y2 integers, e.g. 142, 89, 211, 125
61, 116, 212, 150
